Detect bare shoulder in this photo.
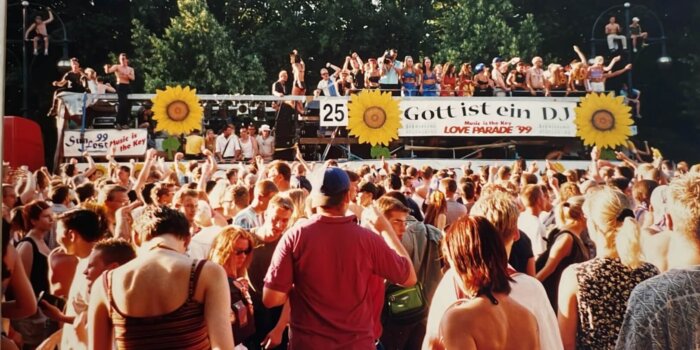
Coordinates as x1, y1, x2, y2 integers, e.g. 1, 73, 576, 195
195, 260, 227, 291
444, 298, 492, 324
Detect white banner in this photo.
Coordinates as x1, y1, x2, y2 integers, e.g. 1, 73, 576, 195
63, 129, 148, 157
319, 97, 578, 137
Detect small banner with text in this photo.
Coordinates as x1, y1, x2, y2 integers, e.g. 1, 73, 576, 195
63, 129, 148, 157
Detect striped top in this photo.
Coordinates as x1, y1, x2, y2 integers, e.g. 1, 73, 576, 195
106, 260, 211, 350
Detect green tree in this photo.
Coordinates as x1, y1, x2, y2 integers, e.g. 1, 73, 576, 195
132, 0, 265, 94
432, 0, 542, 64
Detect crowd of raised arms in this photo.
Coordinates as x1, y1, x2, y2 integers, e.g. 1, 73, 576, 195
276, 45, 634, 101
2, 143, 699, 350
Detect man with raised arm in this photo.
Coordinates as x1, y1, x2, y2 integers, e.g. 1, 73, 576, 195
24, 8, 53, 56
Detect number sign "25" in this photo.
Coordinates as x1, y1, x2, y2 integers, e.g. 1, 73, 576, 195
319, 98, 349, 127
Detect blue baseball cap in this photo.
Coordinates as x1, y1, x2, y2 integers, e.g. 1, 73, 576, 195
311, 167, 350, 208
475, 63, 485, 72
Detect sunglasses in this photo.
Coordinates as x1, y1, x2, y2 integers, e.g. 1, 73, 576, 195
234, 248, 253, 256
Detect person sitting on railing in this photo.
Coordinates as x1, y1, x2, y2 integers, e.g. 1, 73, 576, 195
419, 57, 438, 97
317, 63, 341, 96
507, 61, 529, 97
379, 49, 403, 96
526, 56, 549, 96
440, 62, 457, 97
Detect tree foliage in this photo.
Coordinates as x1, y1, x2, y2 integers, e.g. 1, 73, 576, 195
432, 0, 542, 64
132, 0, 265, 93
4, 0, 700, 162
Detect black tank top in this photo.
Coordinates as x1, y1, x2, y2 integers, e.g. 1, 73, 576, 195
17, 237, 49, 296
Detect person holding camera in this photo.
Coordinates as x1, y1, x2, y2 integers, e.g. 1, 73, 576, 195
317, 63, 341, 96
379, 49, 403, 96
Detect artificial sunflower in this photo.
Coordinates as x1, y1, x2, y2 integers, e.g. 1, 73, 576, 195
347, 89, 402, 146
574, 92, 633, 149
151, 85, 203, 135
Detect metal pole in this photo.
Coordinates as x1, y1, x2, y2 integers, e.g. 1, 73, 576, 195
21, 1, 28, 116
1, 0, 8, 170
624, 3, 633, 93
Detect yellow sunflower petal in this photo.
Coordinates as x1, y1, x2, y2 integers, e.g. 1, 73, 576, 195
151, 85, 203, 135
574, 92, 632, 149
347, 90, 402, 146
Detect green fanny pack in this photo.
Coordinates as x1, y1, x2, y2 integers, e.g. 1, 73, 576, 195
384, 282, 428, 324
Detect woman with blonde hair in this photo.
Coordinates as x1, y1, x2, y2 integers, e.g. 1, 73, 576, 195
535, 195, 589, 309
285, 189, 308, 225
208, 226, 255, 280
558, 186, 658, 350
456, 63, 474, 96
423, 190, 447, 231
207, 225, 256, 346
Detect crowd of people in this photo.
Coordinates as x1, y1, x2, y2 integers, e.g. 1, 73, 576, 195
2, 140, 699, 349
275, 45, 633, 101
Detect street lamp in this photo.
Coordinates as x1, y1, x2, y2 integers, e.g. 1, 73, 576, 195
21, 1, 29, 116
589, 3, 672, 92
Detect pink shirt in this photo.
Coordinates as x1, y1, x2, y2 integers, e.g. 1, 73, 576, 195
265, 214, 411, 349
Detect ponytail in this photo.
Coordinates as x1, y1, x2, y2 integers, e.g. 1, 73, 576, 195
615, 216, 642, 269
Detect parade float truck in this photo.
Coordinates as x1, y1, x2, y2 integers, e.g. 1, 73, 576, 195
44, 89, 635, 171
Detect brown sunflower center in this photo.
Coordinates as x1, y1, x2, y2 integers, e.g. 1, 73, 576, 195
591, 110, 615, 131
166, 100, 190, 121
363, 106, 387, 129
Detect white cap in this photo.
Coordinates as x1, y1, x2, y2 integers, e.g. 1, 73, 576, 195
632, 17, 640, 22
259, 124, 271, 131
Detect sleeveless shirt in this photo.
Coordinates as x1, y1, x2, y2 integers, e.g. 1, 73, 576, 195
17, 237, 49, 296
106, 260, 211, 350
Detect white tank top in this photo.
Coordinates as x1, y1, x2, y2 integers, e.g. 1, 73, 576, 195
240, 137, 254, 159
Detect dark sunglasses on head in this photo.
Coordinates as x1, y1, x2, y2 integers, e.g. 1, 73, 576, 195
234, 248, 253, 256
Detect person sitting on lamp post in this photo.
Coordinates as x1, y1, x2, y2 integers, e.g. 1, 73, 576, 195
630, 17, 649, 53
24, 8, 54, 56
605, 16, 628, 52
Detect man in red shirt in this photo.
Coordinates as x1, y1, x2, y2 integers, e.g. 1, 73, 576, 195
263, 167, 416, 349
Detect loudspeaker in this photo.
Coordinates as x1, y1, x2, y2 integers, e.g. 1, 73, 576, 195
203, 118, 228, 134
274, 103, 296, 161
